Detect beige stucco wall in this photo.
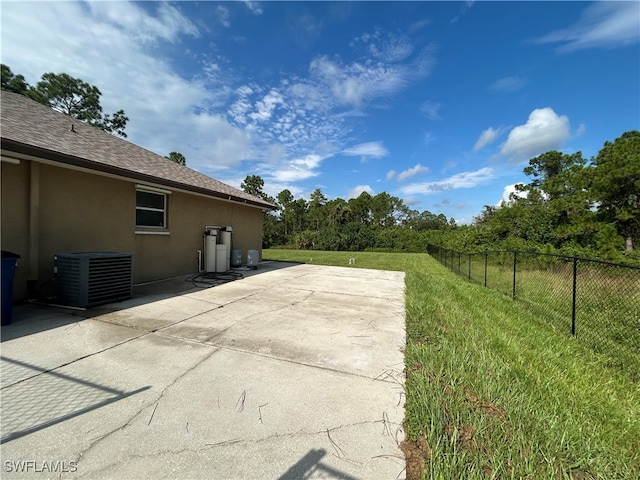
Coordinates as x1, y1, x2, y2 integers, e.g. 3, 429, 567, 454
1, 160, 30, 300
1, 158, 264, 302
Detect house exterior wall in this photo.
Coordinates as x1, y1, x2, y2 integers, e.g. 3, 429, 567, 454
1, 160, 30, 300
1, 158, 264, 302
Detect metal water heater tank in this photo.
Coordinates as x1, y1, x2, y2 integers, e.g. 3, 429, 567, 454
205, 230, 217, 273
216, 244, 229, 272
221, 227, 232, 248
221, 227, 232, 270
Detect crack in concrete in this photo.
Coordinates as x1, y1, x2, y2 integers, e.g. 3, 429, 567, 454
234, 289, 316, 324
73, 344, 222, 470
75, 416, 402, 478
253, 419, 383, 444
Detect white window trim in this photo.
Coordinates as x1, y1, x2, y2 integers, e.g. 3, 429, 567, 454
136, 187, 168, 229
135, 230, 171, 236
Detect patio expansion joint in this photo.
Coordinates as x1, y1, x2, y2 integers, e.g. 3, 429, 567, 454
196, 341, 406, 386
237, 289, 317, 322
213, 275, 315, 307
0, 330, 151, 390
72, 344, 222, 469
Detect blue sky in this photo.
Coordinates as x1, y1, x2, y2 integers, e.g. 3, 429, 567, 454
2, 1, 639, 223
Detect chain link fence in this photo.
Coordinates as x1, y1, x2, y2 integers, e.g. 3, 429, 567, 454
427, 244, 640, 380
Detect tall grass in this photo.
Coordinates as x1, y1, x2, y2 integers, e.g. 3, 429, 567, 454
264, 249, 640, 479
437, 251, 640, 379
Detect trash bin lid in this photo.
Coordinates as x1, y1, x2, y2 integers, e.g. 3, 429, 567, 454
1, 251, 20, 259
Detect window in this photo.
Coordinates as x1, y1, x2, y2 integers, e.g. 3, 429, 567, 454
136, 189, 167, 228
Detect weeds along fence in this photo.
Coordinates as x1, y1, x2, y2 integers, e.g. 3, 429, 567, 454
426, 244, 640, 380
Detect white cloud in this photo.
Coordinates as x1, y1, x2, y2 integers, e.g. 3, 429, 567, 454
496, 183, 528, 207
190, 112, 254, 158
263, 182, 305, 200
451, 0, 475, 24
265, 144, 286, 164
347, 184, 374, 199
420, 100, 442, 120
500, 108, 571, 163
473, 127, 503, 152
86, 2, 199, 44
396, 164, 430, 182
309, 55, 407, 108
401, 167, 495, 195
227, 81, 346, 154
386, 170, 396, 180
363, 31, 414, 62
243, 1, 263, 15
535, 2, 640, 53
249, 89, 284, 122
341, 141, 389, 162
423, 131, 436, 147
271, 154, 325, 182
489, 76, 528, 92
305, 33, 436, 110
403, 197, 422, 207
215, 5, 231, 28
453, 216, 473, 226
408, 19, 431, 34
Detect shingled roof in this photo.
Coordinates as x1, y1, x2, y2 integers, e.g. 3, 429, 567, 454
0, 91, 275, 210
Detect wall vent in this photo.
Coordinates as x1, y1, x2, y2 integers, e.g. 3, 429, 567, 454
54, 252, 133, 308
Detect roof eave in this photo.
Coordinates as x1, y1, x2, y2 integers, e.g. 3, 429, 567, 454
1, 138, 276, 210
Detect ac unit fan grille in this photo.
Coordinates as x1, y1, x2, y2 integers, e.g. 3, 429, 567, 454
55, 253, 133, 308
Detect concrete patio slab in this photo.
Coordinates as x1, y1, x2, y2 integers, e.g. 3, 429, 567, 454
0, 262, 406, 479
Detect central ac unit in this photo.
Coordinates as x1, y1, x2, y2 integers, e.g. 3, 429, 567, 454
54, 252, 133, 308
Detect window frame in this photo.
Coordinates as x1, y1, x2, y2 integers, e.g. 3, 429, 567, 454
135, 185, 170, 229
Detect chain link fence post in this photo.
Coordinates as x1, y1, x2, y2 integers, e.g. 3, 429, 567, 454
512, 250, 517, 300
484, 249, 488, 288
572, 257, 577, 337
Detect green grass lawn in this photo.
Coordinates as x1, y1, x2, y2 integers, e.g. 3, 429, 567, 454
437, 253, 640, 379
263, 249, 640, 479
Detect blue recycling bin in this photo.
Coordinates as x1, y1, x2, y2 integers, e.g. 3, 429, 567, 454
1, 251, 20, 326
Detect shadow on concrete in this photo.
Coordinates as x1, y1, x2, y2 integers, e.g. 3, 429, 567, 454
0, 356, 150, 444
277, 449, 359, 480
1, 261, 301, 342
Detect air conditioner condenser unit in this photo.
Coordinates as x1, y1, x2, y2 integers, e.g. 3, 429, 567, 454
54, 252, 133, 308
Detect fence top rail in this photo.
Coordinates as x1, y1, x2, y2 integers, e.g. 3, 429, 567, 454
426, 244, 640, 271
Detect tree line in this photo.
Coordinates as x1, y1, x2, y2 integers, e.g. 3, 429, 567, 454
240, 174, 457, 251
242, 130, 639, 264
